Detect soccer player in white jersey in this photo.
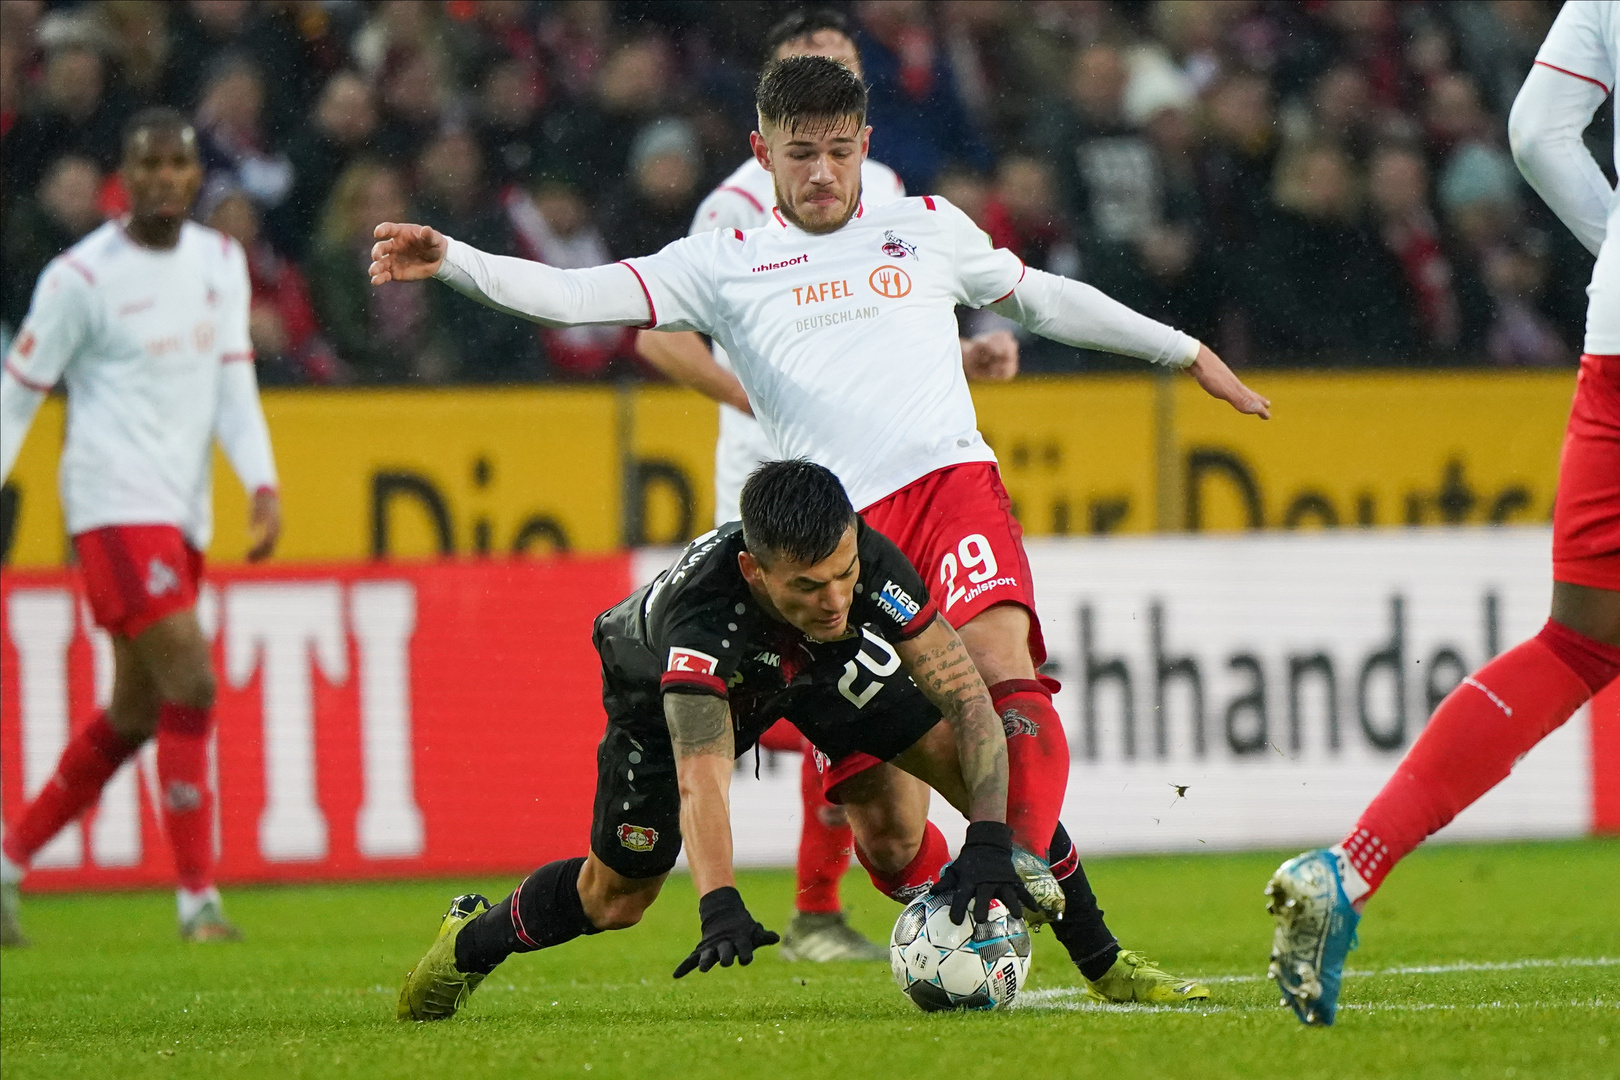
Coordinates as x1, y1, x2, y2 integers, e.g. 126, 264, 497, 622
634, 7, 1015, 966
372, 57, 1266, 1002
1264, 1, 1620, 1027
0, 109, 280, 947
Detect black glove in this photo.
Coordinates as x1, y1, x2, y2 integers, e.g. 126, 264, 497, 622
672, 886, 779, 978
931, 821, 1036, 925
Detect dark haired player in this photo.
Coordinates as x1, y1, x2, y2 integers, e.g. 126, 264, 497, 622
397, 460, 1047, 1018
1267, 1, 1620, 1026
634, 4, 1017, 964
373, 56, 1262, 1002
0, 108, 280, 946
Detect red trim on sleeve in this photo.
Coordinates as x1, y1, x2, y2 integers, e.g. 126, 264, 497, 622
991, 262, 1028, 304
661, 670, 729, 697
3, 359, 53, 392
921, 196, 937, 211
896, 603, 941, 642
731, 228, 745, 242
61, 256, 95, 284
221, 351, 255, 364
1535, 60, 1612, 94
718, 185, 765, 212
618, 261, 658, 329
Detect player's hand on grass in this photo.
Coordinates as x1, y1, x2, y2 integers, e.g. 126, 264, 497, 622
932, 821, 1036, 925
1189, 343, 1270, 419
961, 330, 1020, 381
673, 886, 779, 978
247, 487, 280, 562
369, 223, 447, 284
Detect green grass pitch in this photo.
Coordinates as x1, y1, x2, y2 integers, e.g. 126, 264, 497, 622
2, 839, 1616, 1080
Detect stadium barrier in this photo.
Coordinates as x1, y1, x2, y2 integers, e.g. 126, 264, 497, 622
0, 371, 1575, 568
4, 528, 1612, 891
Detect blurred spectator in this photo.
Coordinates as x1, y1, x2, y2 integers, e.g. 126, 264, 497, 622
202, 182, 342, 385
504, 179, 632, 379
166, 1, 313, 146
1198, 71, 1280, 247
99, 1, 172, 103
854, 1, 993, 193
980, 155, 1078, 280
535, 0, 614, 102
1447, 0, 1555, 116
1366, 144, 1464, 354
308, 160, 444, 383
2, 155, 102, 327
599, 118, 704, 260
373, 45, 456, 166
272, 71, 378, 258
548, 37, 677, 192
475, 58, 563, 189
1423, 71, 1496, 164
410, 130, 540, 381
194, 55, 294, 213
1238, 142, 1417, 362
2, 44, 131, 191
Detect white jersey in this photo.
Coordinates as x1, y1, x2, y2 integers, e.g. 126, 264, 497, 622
625, 196, 1021, 511
0, 221, 278, 548
687, 157, 907, 523
1529, 0, 1619, 353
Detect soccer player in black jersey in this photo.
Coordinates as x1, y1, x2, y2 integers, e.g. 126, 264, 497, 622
398, 459, 1050, 1019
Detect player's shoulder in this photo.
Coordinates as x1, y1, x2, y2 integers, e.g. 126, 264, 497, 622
690, 159, 774, 235
183, 221, 246, 265
853, 518, 931, 636
1539, 0, 1619, 75
34, 223, 120, 297
859, 159, 907, 203
653, 524, 749, 612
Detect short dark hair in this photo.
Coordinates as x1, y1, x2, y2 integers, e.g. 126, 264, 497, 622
740, 459, 855, 567
764, 8, 857, 61
756, 55, 866, 135
122, 106, 195, 159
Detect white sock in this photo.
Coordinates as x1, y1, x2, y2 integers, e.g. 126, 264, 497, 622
177, 885, 221, 923
0, 851, 25, 887
1328, 844, 1371, 904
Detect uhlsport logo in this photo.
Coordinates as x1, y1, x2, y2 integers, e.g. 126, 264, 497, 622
869, 264, 911, 298
617, 824, 659, 852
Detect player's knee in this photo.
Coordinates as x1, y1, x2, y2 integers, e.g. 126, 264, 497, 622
855, 833, 919, 877
106, 700, 160, 744
164, 662, 216, 710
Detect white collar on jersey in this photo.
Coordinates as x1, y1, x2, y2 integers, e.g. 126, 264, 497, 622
770, 200, 867, 231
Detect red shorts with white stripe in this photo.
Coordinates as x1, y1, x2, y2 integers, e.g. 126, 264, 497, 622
73, 525, 203, 639
813, 462, 1051, 798
1553, 354, 1620, 592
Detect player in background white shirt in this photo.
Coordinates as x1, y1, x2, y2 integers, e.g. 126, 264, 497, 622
0, 110, 280, 948
371, 57, 1265, 1002
1265, 1, 1620, 1026
632, 8, 1015, 966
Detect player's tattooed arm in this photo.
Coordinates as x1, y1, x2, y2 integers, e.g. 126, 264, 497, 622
665, 691, 737, 895
897, 616, 1009, 825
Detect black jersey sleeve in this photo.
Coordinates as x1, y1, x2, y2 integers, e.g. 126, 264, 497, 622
645, 526, 751, 699
853, 518, 939, 643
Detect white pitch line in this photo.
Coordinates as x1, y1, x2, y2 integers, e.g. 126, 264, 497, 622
1017, 998, 1616, 1015
1019, 956, 1620, 1003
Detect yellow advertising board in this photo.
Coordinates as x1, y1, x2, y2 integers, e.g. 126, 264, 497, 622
0, 371, 1574, 568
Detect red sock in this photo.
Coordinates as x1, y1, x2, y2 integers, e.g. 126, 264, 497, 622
2, 714, 138, 867
855, 819, 949, 902
795, 750, 852, 914
990, 680, 1070, 856
157, 704, 215, 892
1344, 620, 1619, 898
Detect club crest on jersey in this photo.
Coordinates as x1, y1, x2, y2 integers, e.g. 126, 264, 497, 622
881, 231, 917, 259
617, 824, 659, 852
875, 580, 920, 624
668, 646, 719, 676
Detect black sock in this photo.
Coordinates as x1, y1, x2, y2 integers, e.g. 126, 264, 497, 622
454, 856, 600, 975
1047, 822, 1120, 981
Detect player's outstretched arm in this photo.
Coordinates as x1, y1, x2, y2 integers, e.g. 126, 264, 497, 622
635, 330, 753, 415
371, 222, 655, 330
990, 267, 1269, 418
665, 691, 778, 977
896, 615, 1007, 825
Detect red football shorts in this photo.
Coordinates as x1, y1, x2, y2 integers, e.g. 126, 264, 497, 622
1552, 354, 1620, 592
816, 462, 1050, 798
73, 524, 204, 639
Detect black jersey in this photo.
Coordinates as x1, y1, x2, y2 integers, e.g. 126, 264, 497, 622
592, 518, 938, 753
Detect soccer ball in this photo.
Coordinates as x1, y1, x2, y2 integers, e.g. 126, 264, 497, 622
889, 891, 1032, 1011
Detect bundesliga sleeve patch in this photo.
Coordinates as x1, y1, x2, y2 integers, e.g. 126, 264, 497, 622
667, 646, 720, 676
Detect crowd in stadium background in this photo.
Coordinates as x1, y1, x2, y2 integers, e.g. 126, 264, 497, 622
0, 0, 1611, 387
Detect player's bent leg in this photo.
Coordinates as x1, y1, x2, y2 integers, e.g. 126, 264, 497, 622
781, 749, 886, 962
132, 611, 239, 942
0, 636, 159, 947
1267, 591, 1620, 1026
837, 761, 944, 902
